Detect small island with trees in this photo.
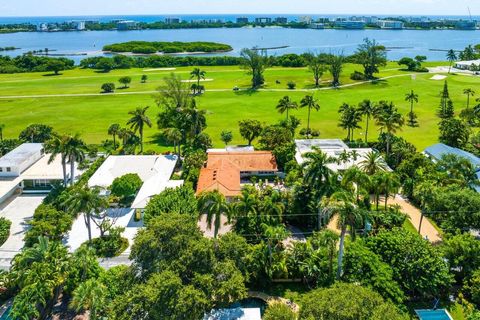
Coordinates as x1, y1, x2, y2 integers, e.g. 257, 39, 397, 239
102, 41, 233, 55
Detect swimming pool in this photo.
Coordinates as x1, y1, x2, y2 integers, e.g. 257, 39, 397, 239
0, 306, 11, 320
415, 309, 453, 320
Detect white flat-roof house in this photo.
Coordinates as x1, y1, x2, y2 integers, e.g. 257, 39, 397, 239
0, 143, 76, 204
0, 143, 44, 177
454, 60, 480, 70
88, 155, 183, 210
295, 139, 388, 172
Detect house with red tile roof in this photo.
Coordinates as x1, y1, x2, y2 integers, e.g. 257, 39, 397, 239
196, 150, 278, 199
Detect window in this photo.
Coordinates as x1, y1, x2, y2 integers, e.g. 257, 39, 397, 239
6, 167, 11, 172
0, 168, 3, 172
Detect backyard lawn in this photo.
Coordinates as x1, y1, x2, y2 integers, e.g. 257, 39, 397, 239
0, 61, 478, 151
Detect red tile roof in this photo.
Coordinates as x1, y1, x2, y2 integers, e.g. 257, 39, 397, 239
196, 151, 278, 197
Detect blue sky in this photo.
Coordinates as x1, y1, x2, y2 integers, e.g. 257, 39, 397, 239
1, 0, 480, 16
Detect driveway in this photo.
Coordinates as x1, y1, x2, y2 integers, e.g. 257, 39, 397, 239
0, 195, 45, 269
65, 208, 143, 253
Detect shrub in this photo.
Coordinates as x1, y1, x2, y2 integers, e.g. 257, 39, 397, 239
143, 184, 197, 223
110, 173, 143, 205
263, 301, 297, 320
101, 82, 115, 93
287, 81, 296, 89
350, 70, 366, 80
118, 76, 132, 88
0, 218, 11, 246
89, 227, 128, 257
24, 204, 73, 247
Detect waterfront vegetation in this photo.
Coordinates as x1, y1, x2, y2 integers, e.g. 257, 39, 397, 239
103, 41, 233, 54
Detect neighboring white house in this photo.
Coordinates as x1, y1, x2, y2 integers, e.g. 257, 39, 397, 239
88, 154, 183, 210
295, 139, 386, 172
0, 143, 75, 204
454, 60, 480, 70
424, 143, 480, 193
0, 143, 44, 177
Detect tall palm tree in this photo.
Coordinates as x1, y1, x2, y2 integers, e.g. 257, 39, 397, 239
64, 133, 88, 185
375, 107, 404, 157
357, 99, 376, 143
464, 88, 475, 110
107, 123, 120, 149
341, 166, 370, 202
163, 127, 183, 157
190, 68, 206, 94
302, 147, 336, 194
197, 190, 230, 239
322, 189, 365, 279
358, 151, 388, 175
127, 106, 152, 154
276, 96, 298, 120
379, 172, 401, 209
405, 90, 418, 114
70, 279, 107, 320
300, 95, 320, 137
44, 135, 68, 186
62, 186, 107, 242
338, 103, 362, 142
446, 49, 457, 74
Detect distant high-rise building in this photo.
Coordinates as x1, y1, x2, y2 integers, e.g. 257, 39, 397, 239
300, 16, 313, 24
255, 17, 272, 24
117, 20, 138, 30
165, 17, 181, 24
455, 20, 477, 30
275, 17, 288, 24
236, 17, 249, 24
335, 21, 365, 29
377, 20, 404, 29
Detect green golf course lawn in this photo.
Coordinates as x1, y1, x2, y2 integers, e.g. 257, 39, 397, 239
0, 61, 477, 151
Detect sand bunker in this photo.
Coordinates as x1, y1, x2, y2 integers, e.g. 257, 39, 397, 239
430, 74, 447, 80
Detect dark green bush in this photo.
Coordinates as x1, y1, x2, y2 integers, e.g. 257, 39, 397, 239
0, 218, 11, 246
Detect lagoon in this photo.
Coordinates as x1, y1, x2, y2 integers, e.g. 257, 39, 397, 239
1, 27, 480, 62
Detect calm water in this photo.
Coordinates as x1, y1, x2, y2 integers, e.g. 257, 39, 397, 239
1, 27, 480, 63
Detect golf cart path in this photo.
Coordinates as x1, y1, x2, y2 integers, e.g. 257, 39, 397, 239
0, 74, 414, 99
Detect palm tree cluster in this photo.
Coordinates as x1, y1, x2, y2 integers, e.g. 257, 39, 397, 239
106, 107, 152, 154
338, 100, 405, 149
275, 94, 320, 137
190, 67, 206, 95
156, 74, 208, 158
301, 147, 400, 278
45, 133, 88, 186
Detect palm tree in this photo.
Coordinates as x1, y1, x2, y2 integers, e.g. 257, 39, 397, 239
375, 107, 404, 157
379, 172, 401, 209
276, 96, 298, 120
127, 106, 152, 154
44, 135, 68, 186
107, 123, 120, 149
338, 103, 362, 142
341, 166, 370, 202
357, 99, 376, 143
405, 90, 418, 114
302, 147, 336, 194
62, 186, 107, 242
70, 279, 107, 320
190, 68, 206, 94
464, 88, 475, 110
163, 127, 182, 157
300, 95, 320, 137
446, 49, 457, 74
0, 124, 5, 141
322, 189, 365, 279
358, 151, 388, 175
64, 133, 88, 185
197, 190, 230, 238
